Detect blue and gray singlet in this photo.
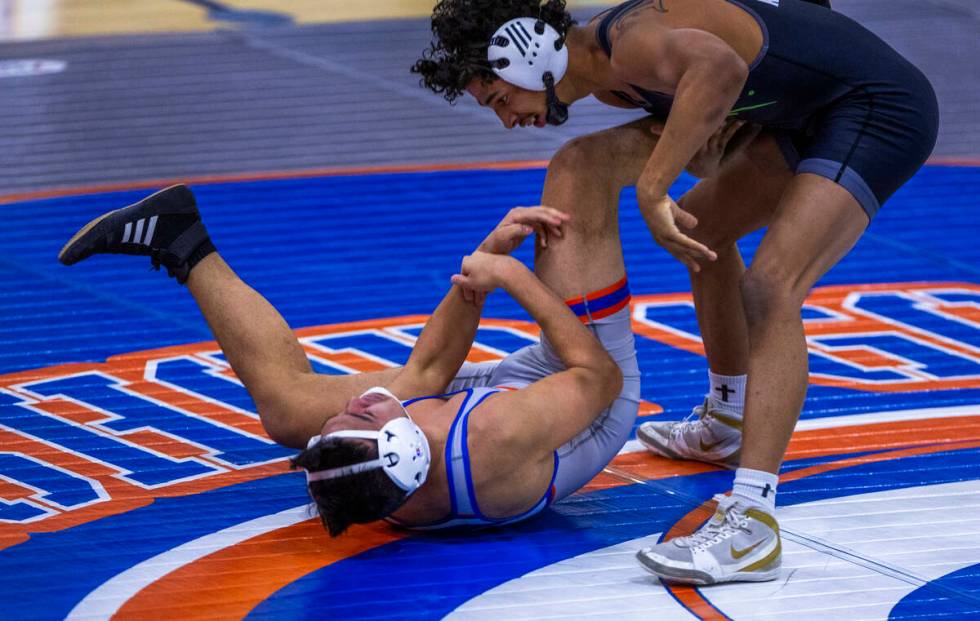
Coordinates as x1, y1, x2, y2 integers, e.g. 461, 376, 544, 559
387, 387, 559, 530
387, 280, 641, 530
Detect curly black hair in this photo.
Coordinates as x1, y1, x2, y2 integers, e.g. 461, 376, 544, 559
411, 0, 575, 103
291, 437, 408, 537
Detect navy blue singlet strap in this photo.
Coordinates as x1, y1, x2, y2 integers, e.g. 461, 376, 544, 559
595, 0, 645, 57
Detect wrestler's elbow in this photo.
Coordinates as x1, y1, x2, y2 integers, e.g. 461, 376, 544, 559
710, 51, 748, 99
688, 50, 747, 122
590, 354, 623, 407
252, 389, 313, 449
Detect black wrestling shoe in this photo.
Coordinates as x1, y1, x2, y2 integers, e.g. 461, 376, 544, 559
58, 184, 215, 284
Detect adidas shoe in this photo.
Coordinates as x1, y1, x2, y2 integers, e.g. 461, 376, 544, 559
636, 494, 781, 585
58, 184, 214, 284
636, 400, 742, 468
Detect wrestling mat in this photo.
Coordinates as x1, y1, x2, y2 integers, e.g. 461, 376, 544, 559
0, 163, 978, 620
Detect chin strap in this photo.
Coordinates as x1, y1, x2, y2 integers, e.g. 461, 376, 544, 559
542, 71, 569, 126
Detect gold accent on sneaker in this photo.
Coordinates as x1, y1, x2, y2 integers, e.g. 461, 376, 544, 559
742, 539, 782, 572
707, 410, 743, 430
699, 437, 725, 452
730, 539, 764, 559
745, 508, 780, 533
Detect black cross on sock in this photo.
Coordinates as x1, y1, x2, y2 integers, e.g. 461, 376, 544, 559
716, 384, 735, 402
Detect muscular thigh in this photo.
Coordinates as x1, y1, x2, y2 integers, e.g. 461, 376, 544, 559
537, 116, 662, 298
680, 131, 794, 249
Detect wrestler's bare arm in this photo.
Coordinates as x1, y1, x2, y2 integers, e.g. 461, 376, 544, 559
613, 26, 748, 196
453, 252, 622, 459
261, 208, 567, 446
389, 206, 568, 398
609, 21, 748, 270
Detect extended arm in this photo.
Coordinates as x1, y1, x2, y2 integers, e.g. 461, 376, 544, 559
387, 285, 484, 399
613, 26, 748, 269
619, 28, 748, 196
390, 206, 569, 396
452, 252, 622, 450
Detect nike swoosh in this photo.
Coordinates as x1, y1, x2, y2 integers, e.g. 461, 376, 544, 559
731, 539, 764, 559
699, 438, 724, 452
728, 100, 778, 116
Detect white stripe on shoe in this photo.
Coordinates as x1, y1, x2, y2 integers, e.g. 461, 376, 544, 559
132, 219, 145, 246
122, 222, 133, 243
143, 216, 158, 245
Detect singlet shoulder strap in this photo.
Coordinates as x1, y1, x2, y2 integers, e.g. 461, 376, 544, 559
595, 0, 647, 57
445, 387, 499, 519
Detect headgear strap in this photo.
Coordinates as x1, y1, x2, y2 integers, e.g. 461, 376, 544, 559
303, 388, 431, 493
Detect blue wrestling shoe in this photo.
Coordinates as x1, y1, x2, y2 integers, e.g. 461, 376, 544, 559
58, 185, 214, 284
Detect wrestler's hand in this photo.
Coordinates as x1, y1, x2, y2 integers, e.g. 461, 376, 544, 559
686, 120, 759, 178
478, 206, 570, 254
637, 192, 717, 272
451, 251, 519, 294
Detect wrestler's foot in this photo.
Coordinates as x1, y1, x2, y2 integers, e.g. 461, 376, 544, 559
636, 494, 781, 585
636, 400, 741, 468
59, 184, 214, 284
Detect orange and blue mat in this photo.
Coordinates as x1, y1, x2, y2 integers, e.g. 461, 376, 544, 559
0, 163, 978, 619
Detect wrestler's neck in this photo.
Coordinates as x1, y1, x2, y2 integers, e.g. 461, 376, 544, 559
403, 396, 454, 461
554, 26, 619, 105
388, 399, 453, 523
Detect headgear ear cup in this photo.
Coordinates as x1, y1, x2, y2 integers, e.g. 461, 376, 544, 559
488, 17, 568, 91
488, 17, 570, 126
303, 387, 431, 493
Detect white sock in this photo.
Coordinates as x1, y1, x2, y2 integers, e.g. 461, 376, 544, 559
707, 372, 746, 418
732, 467, 778, 513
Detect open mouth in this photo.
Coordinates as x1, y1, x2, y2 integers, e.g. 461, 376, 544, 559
519, 115, 546, 128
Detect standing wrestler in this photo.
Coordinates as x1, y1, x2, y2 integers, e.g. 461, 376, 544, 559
413, 0, 938, 583
57, 173, 641, 534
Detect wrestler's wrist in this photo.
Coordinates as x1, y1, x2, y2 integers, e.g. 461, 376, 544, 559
495, 256, 529, 290
637, 168, 672, 199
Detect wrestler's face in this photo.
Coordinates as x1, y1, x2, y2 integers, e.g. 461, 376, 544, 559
320, 390, 408, 437
466, 77, 548, 129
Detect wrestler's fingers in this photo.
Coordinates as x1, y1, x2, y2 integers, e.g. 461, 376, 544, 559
453, 277, 474, 302
678, 235, 718, 261
673, 208, 699, 229
507, 206, 568, 226
726, 122, 762, 154
536, 225, 549, 248
663, 228, 717, 261
722, 120, 745, 142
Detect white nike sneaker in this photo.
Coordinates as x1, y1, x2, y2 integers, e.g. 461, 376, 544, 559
636, 494, 781, 585
636, 400, 742, 468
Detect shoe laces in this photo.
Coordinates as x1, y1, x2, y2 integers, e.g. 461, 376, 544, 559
669, 403, 709, 438
684, 494, 750, 553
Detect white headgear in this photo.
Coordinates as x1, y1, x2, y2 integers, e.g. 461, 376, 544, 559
304, 387, 431, 493
488, 17, 569, 91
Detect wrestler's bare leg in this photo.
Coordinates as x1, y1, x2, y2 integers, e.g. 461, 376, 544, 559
534, 117, 661, 293
681, 133, 794, 375
539, 122, 792, 378
739, 175, 868, 474
186, 254, 399, 447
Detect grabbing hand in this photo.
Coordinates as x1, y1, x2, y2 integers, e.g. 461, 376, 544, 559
478, 206, 570, 255
684, 120, 761, 179
451, 251, 517, 298
637, 192, 717, 272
